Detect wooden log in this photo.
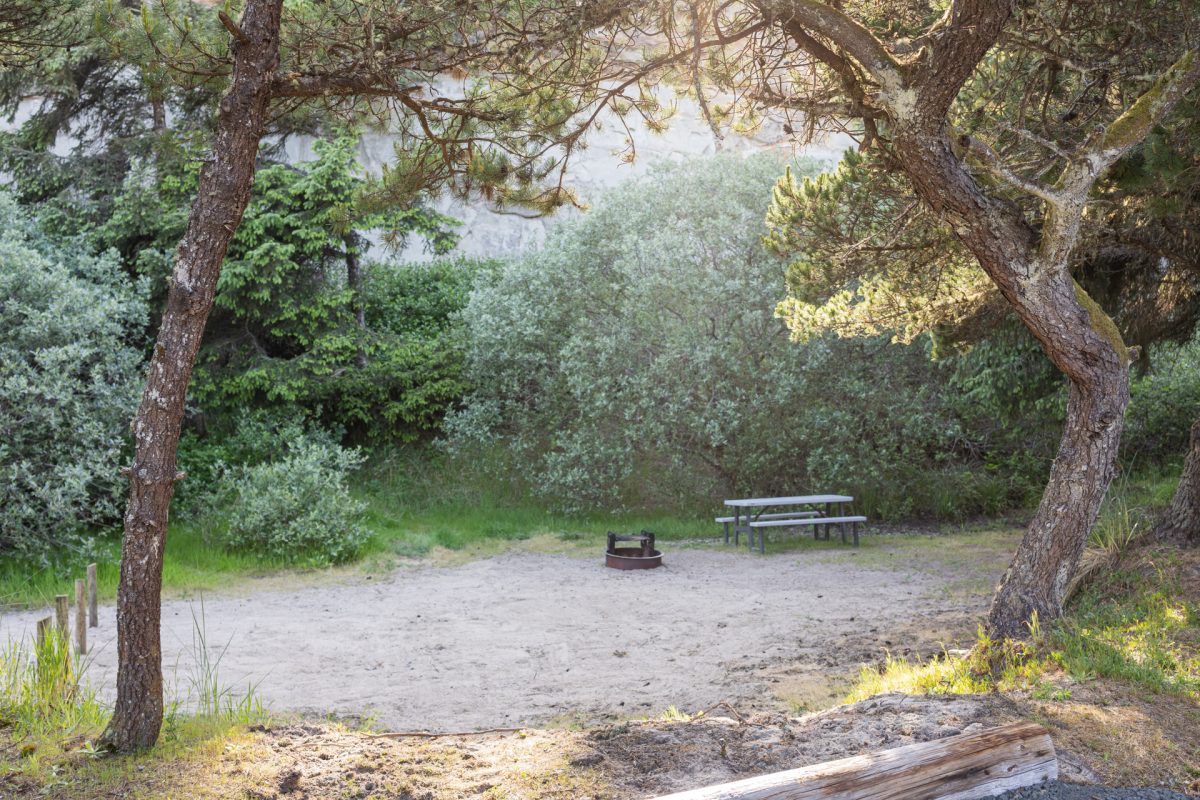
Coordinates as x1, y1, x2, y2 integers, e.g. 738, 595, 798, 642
87, 563, 98, 628
75, 579, 87, 655
54, 594, 69, 639
652, 722, 1056, 800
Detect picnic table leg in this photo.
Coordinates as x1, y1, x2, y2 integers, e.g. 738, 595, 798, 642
733, 509, 740, 546
839, 502, 848, 543
723, 520, 730, 544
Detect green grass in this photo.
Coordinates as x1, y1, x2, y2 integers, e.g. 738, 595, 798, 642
1050, 556, 1200, 697
0, 519, 297, 609
848, 546, 1200, 704
0, 631, 107, 742
0, 450, 714, 608
1, 597, 269, 793
0, 452, 1182, 612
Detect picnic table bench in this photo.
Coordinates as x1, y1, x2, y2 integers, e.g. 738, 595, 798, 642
720, 495, 866, 552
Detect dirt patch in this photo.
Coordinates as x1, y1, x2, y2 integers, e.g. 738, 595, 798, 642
1011, 677, 1200, 792
4, 695, 1019, 800
1, 544, 999, 731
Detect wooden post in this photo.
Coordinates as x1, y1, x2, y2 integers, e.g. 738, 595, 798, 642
36, 617, 51, 650
75, 579, 87, 655
651, 722, 1056, 800
54, 594, 69, 640
87, 563, 98, 628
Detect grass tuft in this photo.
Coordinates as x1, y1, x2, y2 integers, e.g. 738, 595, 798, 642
0, 631, 106, 741
849, 544, 1200, 705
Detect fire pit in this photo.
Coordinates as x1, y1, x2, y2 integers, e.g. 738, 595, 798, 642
605, 531, 663, 570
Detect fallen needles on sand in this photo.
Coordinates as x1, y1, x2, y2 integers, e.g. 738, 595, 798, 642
367, 727, 525, 739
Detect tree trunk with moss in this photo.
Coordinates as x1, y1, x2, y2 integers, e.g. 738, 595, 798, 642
1156, 419, 1200, 544
886, 111, 1134, 638
99, 0, 282, 753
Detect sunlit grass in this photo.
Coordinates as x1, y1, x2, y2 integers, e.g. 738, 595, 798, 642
849, 548, 1200, 705
848, 626, 1048, 701
1051, 560, 1200, 698
1, 598, 270, 795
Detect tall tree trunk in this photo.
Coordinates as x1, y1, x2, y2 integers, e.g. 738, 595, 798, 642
890, 121, 1133, 639
344, 233, 368, 368
1155, 418, 1200, 544
98, 0, 282, 753
987, 375, 1130, 635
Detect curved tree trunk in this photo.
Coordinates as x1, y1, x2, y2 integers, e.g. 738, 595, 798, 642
890, 120, 1133, 640
1155, 418, 1200, 544
99, 0, 282, 753
987, 375, 1130, 636
756, 0, 1197, 640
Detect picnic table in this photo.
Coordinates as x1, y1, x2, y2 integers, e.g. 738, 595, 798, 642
717, 495, 864, 552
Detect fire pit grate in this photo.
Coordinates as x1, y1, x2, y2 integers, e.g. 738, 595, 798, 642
605, 531, 663, 570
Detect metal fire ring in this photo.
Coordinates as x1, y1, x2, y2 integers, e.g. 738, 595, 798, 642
605, 531, 663, 570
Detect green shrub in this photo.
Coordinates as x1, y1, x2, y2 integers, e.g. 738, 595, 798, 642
214, 438, 369, 566
1124, 334, 1200, 465
186, 412, 370, 565
0, 191, 148, 565
448, 154, 1005, 518
364, 257, 495, 339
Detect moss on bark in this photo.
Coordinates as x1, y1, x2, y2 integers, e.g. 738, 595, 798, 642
1073, 280, 1129, 365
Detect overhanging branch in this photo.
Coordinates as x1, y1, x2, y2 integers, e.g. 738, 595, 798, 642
959, 134, 1063, 206
753, 0, 901, 82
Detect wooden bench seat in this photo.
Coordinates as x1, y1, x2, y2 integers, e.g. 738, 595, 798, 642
715, 511, 820, 523
748, 515, 867, 550
716, 511, 820, 544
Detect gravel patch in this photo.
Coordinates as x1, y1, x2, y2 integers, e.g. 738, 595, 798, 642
994, 782, 1192, 799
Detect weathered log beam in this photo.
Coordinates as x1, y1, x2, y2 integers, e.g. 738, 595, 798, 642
652, 721, 1056, 800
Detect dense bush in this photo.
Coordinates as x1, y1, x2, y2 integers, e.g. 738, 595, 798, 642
1124, 335, 1200, 466
448, 155, 1019, 518
83, 135, 471, 443
198, 414, 369, 565
0, 192, 148, 565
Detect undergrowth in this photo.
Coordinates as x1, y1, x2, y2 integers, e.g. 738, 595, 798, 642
849, 544, 1199, 704
1, 601, 268, 793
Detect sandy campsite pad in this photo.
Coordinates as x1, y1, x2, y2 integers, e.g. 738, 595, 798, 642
1, 546, 985, 730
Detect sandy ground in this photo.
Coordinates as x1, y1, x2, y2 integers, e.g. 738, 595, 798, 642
0, 545, 982, 731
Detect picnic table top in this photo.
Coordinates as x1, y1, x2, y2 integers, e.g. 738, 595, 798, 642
724, 494, 853, 507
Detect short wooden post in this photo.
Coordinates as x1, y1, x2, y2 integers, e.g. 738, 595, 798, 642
36, 617, 52, 650
87, 563, 98, 627
54, 594, 69, 640
74, 579, 87, 655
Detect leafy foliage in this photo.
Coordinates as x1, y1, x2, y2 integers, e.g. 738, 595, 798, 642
87, 134, 470, 442
449, 155, 1025, 518
767, 148, 989, 346
1124, 335, 1200, 466
198, 414, 369, 566
0, 192, 148, 565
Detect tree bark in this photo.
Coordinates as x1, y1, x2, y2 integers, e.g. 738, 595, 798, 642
345, 233, 368, 368
1155, 418, 1200, 544
98, 0, 282, 753
888, 119, 1132, 639
987, 376, 1130, 635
